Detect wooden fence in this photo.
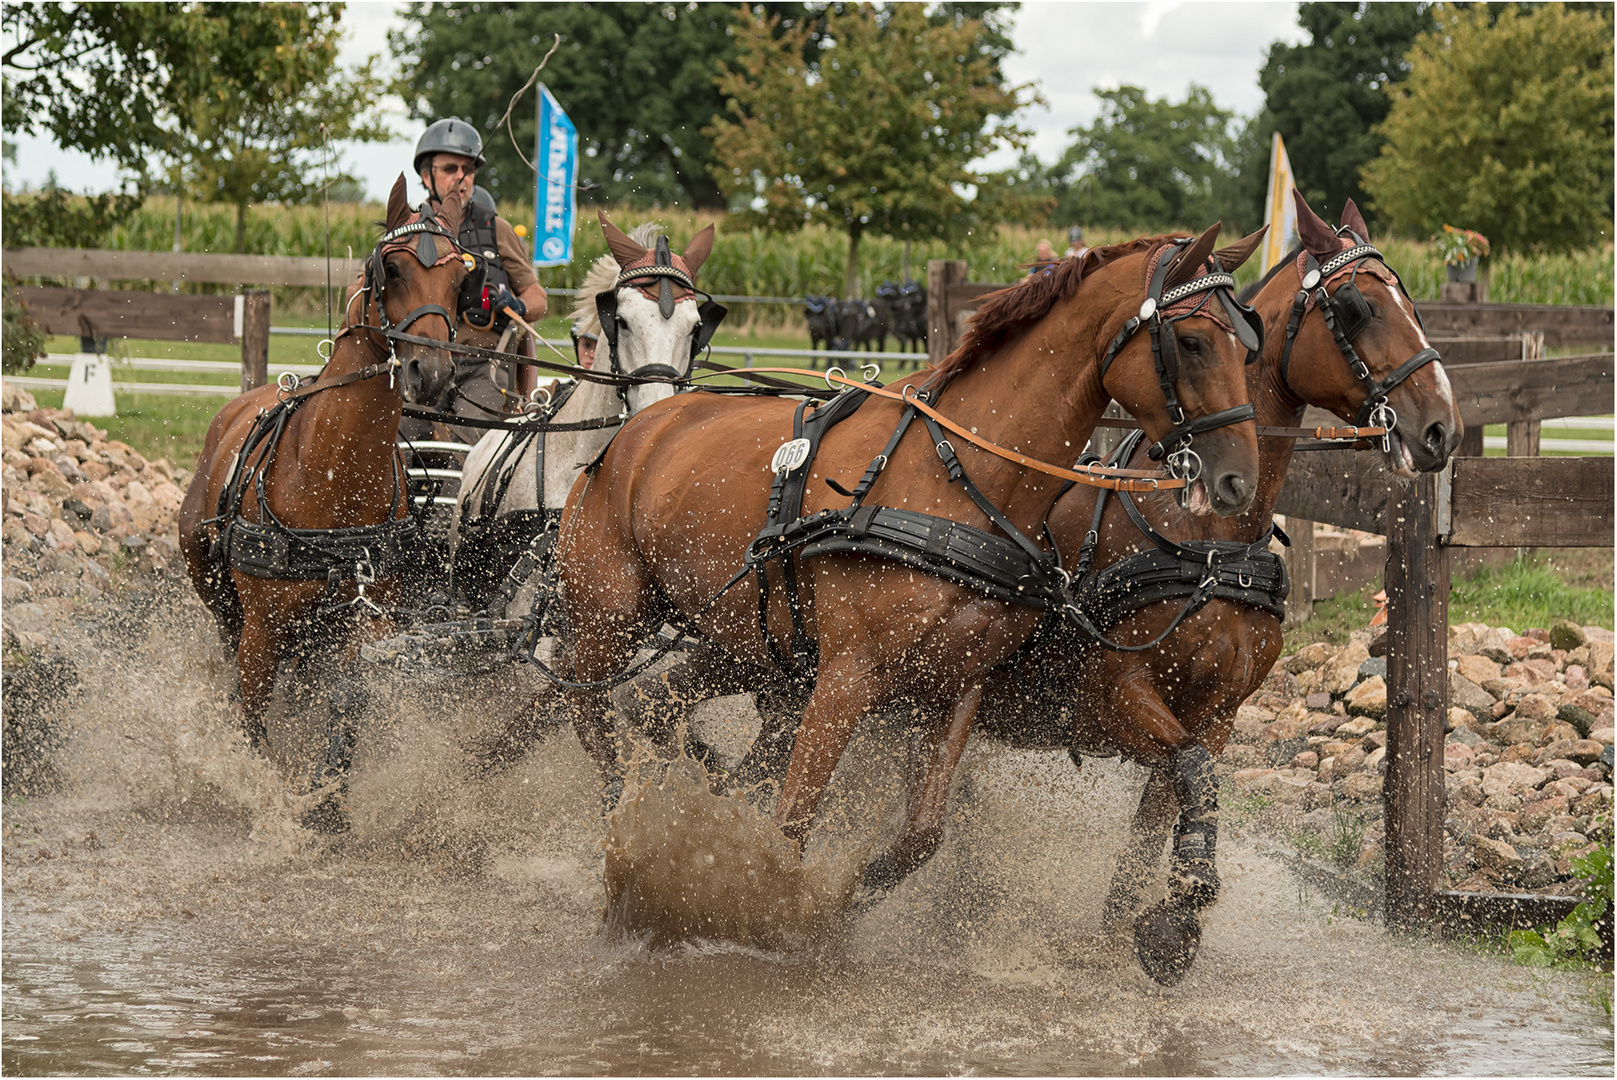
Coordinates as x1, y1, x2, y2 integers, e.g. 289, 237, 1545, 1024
928, 259, 1616, 937
3, 246, 363, 289
12, 285, 272, 393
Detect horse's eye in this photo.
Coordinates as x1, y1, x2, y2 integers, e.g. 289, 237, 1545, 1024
384, 258, 404, 281
1177, 334, 1203, 355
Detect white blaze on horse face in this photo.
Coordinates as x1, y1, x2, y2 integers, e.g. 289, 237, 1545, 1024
614, 287, 702, 414
1383, 284, 1457, 415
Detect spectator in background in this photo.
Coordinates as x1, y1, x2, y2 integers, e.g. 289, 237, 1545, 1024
1065, 225, 1089, 260
1029, 239, 1058, 274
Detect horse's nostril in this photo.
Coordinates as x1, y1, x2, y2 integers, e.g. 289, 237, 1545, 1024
1424, 422, 1448, 456
1216, 471, 1249, 507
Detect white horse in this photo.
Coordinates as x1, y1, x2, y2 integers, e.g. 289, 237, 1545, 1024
449, 214, 721, 614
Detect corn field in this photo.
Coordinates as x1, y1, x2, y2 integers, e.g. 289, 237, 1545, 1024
72, 195, 1617, 315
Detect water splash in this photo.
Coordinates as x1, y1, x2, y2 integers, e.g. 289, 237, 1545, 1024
604, 751, 862, 951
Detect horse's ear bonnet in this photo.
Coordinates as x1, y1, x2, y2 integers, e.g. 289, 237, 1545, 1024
1339, 198, 1371, 245
1211, 225, 1269, 359
385, 174, 412, 231
1293, 191, 1340, 261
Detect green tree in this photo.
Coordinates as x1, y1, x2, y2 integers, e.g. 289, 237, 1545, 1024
3, 3, 388, 252
2, 2, 195, 173
1361, 2, 1614, 253
1055, 85, 1239, 233
164, 3, 389, 253
392, 3, 816, 208
709, 3, 1034, 297
1257, 2, 1434, 226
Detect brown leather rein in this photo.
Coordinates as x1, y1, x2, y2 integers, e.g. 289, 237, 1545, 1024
323, 327, 1383, 495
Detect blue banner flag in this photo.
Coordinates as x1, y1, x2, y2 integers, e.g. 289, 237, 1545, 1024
533, 83, 578, 268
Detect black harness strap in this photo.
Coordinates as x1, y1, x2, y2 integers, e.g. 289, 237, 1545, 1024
1055, 430, 1288, 651
1278, 238, 1441, 437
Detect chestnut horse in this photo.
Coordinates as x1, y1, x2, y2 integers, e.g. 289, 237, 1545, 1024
177, 176, 468, 820
555, 225, 1267, 883
961, 194, 1462, 982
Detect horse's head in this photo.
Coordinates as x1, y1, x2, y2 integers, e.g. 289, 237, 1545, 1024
593, 212, 726, 415
1270, 192, 1461, 476
1096, 224, 1265, 517
356, 174, 469, 406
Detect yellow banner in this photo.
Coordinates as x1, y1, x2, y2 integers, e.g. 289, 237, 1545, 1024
1260, 132, 1296, 276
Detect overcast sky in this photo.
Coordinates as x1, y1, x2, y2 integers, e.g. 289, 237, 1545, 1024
2, 1, 1307, 200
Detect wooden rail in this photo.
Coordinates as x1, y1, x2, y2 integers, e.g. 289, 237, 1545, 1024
3, 246, 362, 288
11, 285, 271, 392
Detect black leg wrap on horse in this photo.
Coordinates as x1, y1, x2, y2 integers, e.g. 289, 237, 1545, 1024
1168, 743, 1220, 909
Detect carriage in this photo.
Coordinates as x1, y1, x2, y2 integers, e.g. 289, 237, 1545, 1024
178, 185, 1460, 984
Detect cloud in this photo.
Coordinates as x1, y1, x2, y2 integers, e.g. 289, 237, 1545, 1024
993, 1, 1306, 167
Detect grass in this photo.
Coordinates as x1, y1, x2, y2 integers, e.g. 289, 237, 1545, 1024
1450, 556, 1615, 632
1287, 551, 1616, 648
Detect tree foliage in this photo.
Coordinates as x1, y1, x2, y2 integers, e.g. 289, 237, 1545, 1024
1257, 2, 1434, 226
391, 3, 820, 208
2, 2, 193, 172
2, 2, 389, 251
164, 3, 389, 252
1055, 85, 1240, 233
709, 3, 1035, 296
1361, 2, 1614, 253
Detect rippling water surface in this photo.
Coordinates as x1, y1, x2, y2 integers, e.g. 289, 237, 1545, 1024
4, 595, 1612, 1075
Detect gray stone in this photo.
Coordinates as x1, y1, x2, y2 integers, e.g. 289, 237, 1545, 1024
1550, 620, 1588, 651
0, 576, 33, 603
1450, 672, 1497, 720
1468, 834, 1525, 874
1358, 656, 1388, 681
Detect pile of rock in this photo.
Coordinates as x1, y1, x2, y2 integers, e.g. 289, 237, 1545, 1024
1224, 621, 1614, 895
1, 381, 191, 643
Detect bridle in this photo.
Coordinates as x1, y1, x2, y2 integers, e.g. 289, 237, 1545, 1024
1099, 239, 1265, 505
347, 211, 464, 385
1278, 230, 1441, 449
593, 234, 727, 409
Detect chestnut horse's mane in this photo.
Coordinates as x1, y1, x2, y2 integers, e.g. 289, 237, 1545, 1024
929, 234, 1176, 383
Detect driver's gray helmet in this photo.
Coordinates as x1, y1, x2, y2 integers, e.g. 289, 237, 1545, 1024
414, 118, 486, 174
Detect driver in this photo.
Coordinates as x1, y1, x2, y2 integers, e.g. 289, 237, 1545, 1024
409, 118, 549, 440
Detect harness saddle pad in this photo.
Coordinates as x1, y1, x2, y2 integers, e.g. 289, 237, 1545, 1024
1066, 539, 1288, 632
225, 516, 419, 581
799, 505, 1055, 608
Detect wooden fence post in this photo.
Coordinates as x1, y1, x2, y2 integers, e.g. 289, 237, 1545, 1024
1383, 469, 1450, 927
926, 259, 967, 368
1505, 421, 1542, 458
240, 289, 270, 393
1282, 518, 1315, 627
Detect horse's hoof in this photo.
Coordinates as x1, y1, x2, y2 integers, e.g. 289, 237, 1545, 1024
601, 777, 625, 814
1133, 900, 1201, 986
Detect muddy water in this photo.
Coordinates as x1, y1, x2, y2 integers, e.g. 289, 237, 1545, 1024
4, 593, 1613, 1076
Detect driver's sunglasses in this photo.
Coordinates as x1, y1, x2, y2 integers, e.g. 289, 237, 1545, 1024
433, 162, 476, 178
